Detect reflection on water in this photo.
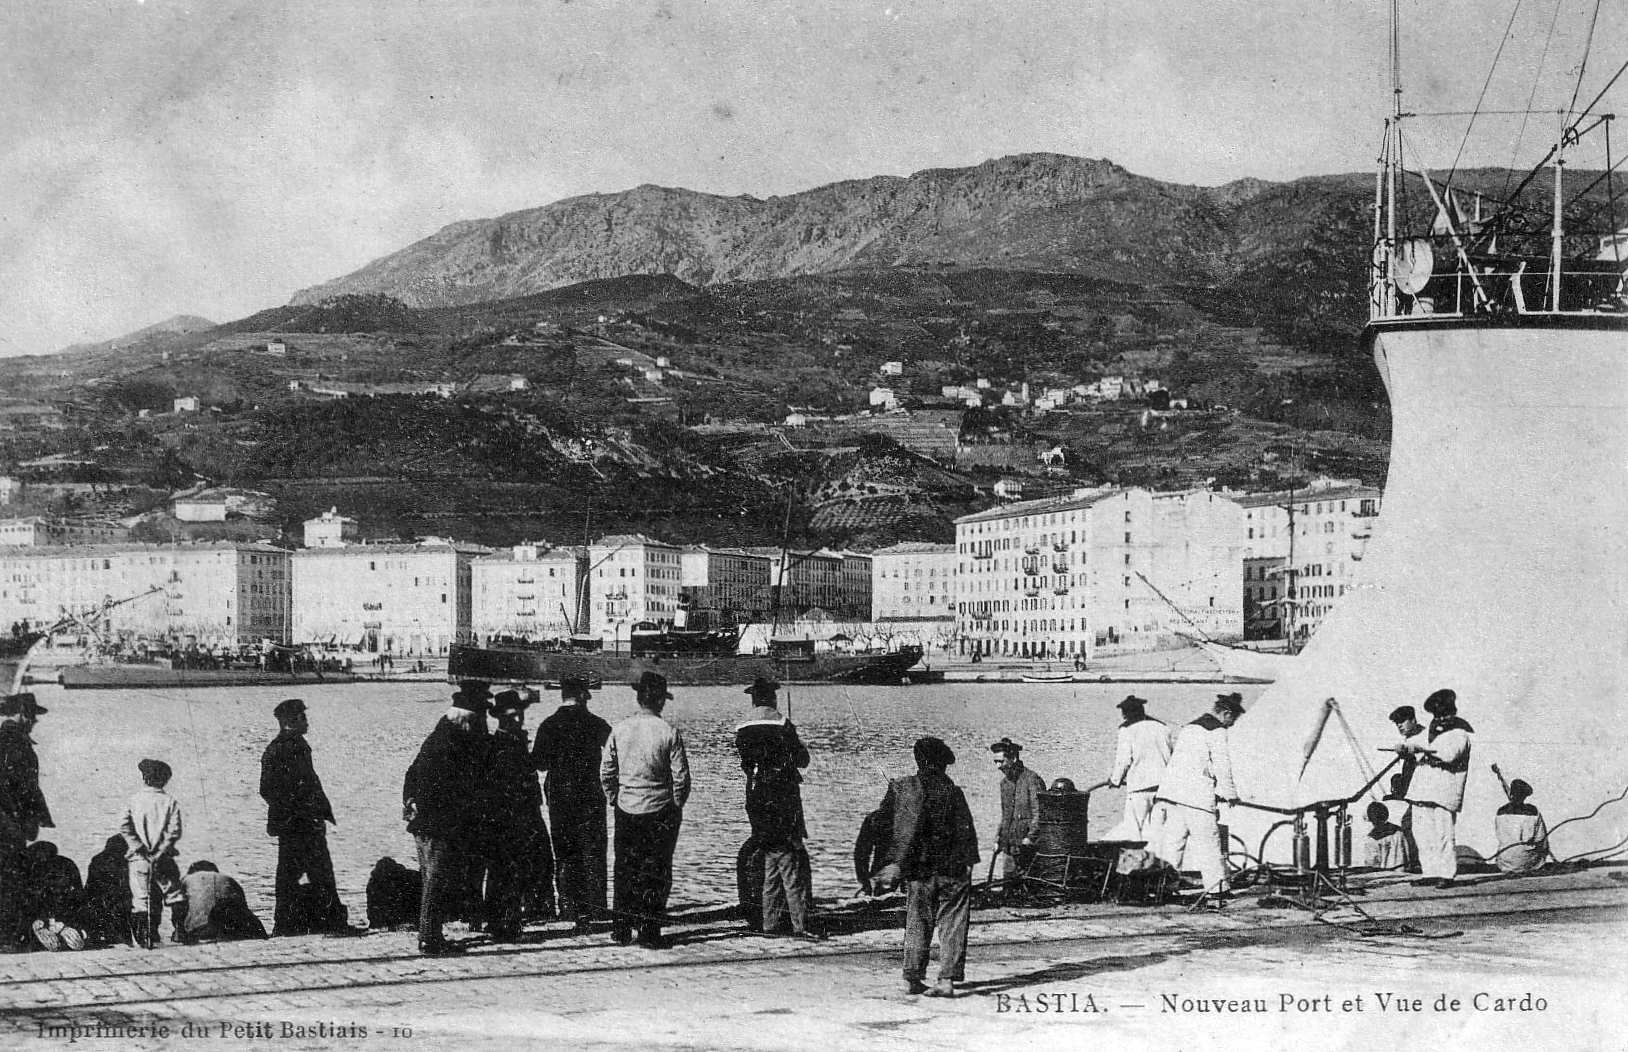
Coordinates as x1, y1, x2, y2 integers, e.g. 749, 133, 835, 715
28, 680, 1260, 917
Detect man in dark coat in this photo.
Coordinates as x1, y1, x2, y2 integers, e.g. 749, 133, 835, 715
532, 675, 610, 933
403, 681, 493, 956
0, 693, 52, 952
259, 698, 349, 935
480, 689, 552, 940
873, 736, 979, 998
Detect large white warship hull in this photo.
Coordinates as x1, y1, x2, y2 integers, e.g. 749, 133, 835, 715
1228, 320, 1628, 859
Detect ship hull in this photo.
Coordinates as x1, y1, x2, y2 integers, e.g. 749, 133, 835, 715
60, 665, 360, 690
448, 644, 923, 687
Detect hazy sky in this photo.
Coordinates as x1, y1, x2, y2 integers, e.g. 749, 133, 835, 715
2, 0, 1619, 356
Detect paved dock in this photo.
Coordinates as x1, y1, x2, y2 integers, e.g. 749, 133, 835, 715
3, 866, 1625, 1050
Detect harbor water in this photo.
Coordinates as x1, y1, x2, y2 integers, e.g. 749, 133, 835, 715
24, 680, 1263, 919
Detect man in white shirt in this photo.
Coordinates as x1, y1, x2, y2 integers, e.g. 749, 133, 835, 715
600, 671, 691, 949
1398, 688, 1473, 887
1105, 695, 1174, 842
1153, 693, 1243, 902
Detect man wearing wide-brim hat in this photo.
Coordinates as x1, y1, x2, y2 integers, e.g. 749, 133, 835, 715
0, 693, 52, 952
532, 675, 612, 934
1104, 695, 1175, 842
599, 671, 690, 949
402, 681, 493, 955
1151, 693, 1245, 905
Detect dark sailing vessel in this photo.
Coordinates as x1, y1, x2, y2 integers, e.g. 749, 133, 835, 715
448, 620, 923, 687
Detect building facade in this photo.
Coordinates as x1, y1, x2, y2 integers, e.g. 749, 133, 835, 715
291, 542, 480, 655
679, 546, 773, 628
0, 517, 129, 547
954, 488, 1242, 659
0, 542, 290, 645
585, 534, 683, 646
303, 507, 360, 549
1232, 480, 1382, 641
471, 544, 584, 643
871, 542, 958, 621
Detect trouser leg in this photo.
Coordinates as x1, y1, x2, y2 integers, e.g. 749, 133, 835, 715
934, 873, 971, 982
902, 879, 932, 982
737, 836, 764, 929
611, 809, 638, 940
646, 807, 681, 936
785, 846, 811, 934
416, 835, 453, 945
1124, 791, 1156, 839
1411, 804, 1458, 879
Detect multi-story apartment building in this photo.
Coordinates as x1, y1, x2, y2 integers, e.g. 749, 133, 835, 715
471, 544, 585, 643
679, 546, 773, 628
838, 551, 873, 622
0, 542, 290, 645
737, 547, 871, 623
291, 541, 482, 655
1232, 479, 1382, 641
871, 542, 958, 621
954, 488, 1242, 659
586, 534, 683, 645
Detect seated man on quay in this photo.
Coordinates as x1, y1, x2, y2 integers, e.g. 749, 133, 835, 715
1494, 778, 1551, 875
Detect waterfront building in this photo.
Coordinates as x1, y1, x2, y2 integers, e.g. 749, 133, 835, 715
0, 542, 290, 645
291, 540, 483, 655
1230, 480, 1382, 642
871, 542, 958, 621
740, 547, 850, 622
471, 543, 584, 643
585, 534, 683, 646
678, 546, 773, 628
954, 488, 1242, 659
303, 507, 360, 549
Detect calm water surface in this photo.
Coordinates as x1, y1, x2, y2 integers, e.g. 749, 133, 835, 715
27, 680, 1263, 918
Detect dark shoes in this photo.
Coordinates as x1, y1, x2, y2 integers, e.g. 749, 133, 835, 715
903, 979, 928, 995
611, 928, 634, 946
418, 937, 466, 957
634, 931, 671, 950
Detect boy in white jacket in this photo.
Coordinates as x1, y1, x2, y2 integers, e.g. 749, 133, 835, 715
118, 758, 187, 947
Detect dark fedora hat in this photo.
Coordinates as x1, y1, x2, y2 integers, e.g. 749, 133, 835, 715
632, 670, 673, 700
1214, 692, 1246, 716
744, 675, 781, 698
0, 693, 46, 717
989, 737, 1022, 757
559, 675, 593, 697
1117, 694, 1148, 711
451, 680, 492, 713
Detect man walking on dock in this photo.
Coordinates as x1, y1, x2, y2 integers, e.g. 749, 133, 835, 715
533, 675, 611, 933
873, 736, 979, 998
260, 698, 349, 936
600, 671, 690, 949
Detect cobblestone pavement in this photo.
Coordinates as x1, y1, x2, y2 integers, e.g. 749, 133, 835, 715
2, 869, 1624, 1050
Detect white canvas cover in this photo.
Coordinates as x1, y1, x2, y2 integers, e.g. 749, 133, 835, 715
1227, 323, 1628, 861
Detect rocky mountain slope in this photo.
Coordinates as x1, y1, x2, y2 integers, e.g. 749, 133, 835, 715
292, 153, 1348, 307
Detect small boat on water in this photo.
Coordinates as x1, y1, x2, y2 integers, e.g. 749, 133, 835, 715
1020, 669, 1077, 684
1191, 639, 1295, 685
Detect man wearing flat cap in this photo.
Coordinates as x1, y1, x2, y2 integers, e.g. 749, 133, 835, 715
1396, 688, 1473, 887
533, 675, 612, 933
1153, 693, 1244, 903
600, 671, 690, 948
990, 738, 1045, 893
1385, 704, 1426, 871
403, 681, 493, 955
0, 693, 52, 951
872, 736, 978, 998
1105, 696, 1175, 841
735, 675, 812, 934
260, 698, 349, 936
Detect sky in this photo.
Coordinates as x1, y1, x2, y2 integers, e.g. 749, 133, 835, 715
2, 0, 1621, 357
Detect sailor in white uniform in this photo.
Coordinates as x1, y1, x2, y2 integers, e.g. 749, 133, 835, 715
1152, 693, 1244, 899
